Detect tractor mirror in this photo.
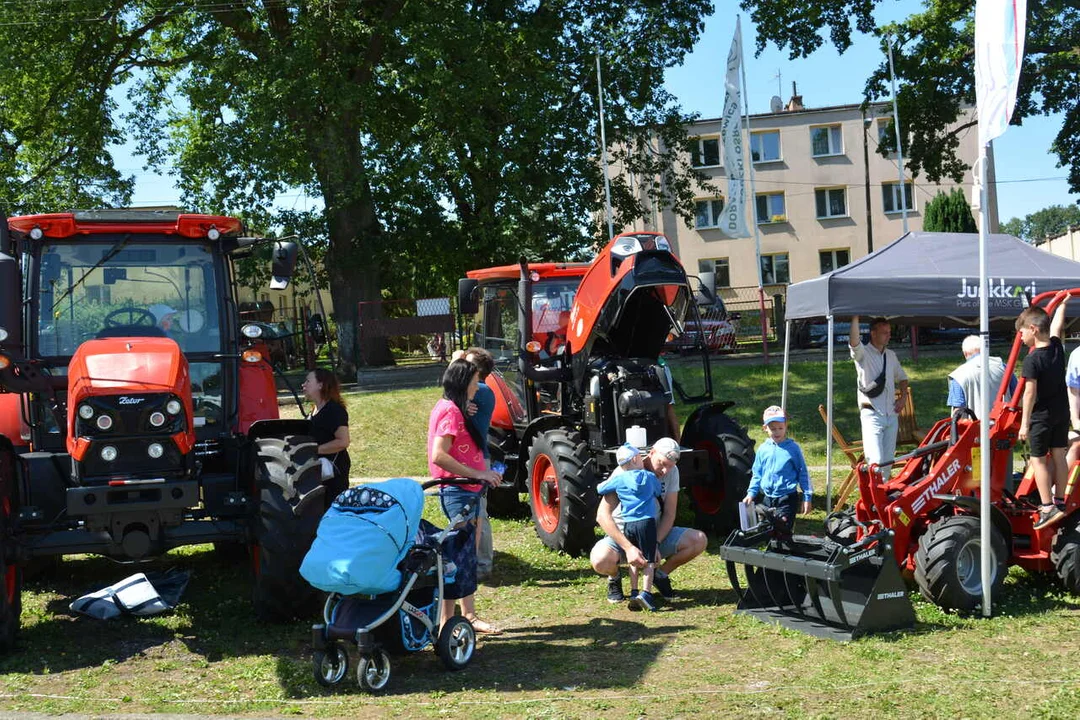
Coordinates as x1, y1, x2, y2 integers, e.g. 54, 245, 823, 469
104, 267, 127, 285
696, 272, 716, 305
270, 241, 298, 290
458, 278, 479, 316
0, 252, 22, 355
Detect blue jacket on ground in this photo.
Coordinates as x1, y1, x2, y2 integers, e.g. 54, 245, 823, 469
748, 438, 812, 499
596, 468, 662, 523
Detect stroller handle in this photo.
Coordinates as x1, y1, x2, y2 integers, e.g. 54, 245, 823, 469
421, 477, 489, 491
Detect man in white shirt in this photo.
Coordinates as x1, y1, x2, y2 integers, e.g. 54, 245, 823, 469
850, 316, 910, 469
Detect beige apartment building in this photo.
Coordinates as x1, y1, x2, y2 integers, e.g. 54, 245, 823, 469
619, 97, 987, 295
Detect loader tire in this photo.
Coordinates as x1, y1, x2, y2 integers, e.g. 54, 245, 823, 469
251, 435, 325, 622
0, 446, 22, 652
914, 514, 1006, 613
682, 410, 755, 536
1051, 519, 1080, 594
527, 429, 596, 557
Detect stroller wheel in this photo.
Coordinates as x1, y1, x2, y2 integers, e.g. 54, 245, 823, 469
312, 641, 350, 687
357, 648, 392, 692
437, 615, 476, 671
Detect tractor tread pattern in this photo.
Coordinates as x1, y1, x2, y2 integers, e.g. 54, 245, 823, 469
528, 429, 596, 557
682, 410, 755, 535
1051, 520, 1080, 593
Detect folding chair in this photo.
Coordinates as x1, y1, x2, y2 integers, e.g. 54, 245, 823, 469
895, 390, 924, 448
818, 404, 864, 512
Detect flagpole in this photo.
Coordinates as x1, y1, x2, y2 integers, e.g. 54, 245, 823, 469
887, 36, 909, 234
596, 55, 614, 241
738, 19, 769, 362
977, 145, 992, 617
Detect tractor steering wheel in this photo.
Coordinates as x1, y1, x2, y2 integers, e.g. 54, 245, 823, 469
103, 307, 158, 328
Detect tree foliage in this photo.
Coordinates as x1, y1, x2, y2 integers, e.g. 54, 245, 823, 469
741, 0, 1080, 189
922, 188, 977, 233
1001, 203, 1080, 243
0, 0, 713, 369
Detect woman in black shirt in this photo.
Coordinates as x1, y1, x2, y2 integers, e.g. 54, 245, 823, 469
302, 368, 351, 509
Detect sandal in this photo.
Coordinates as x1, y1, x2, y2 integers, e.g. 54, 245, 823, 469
465, 614, 503, 635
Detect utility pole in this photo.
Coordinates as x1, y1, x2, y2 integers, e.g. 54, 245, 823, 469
862, 108, 874, 254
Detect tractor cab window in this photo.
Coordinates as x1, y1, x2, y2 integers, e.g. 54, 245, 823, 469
531, 280, 577, 359
36, 242, 221, 357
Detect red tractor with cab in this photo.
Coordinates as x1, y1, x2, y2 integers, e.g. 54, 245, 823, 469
0, 210, 327, 652
457, 231, 755, 555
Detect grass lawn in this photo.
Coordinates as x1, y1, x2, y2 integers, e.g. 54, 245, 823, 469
7, 349, 1073, 719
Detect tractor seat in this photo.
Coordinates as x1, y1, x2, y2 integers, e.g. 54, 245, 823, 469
95, 326, 168, 339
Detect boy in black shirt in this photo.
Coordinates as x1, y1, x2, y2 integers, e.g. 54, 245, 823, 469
1017, 299, 1070, 529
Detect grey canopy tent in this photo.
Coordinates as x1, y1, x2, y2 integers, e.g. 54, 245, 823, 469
779, 231, 1080, 505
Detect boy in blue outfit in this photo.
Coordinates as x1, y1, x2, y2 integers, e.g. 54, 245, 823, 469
596, 443, 663, 611
743, 405, 812, 534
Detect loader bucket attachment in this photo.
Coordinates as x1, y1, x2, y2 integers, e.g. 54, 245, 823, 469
718, 527, 915, 640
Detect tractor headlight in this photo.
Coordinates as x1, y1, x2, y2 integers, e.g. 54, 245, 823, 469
78, 403, 95, 420
0, 326, 7, 342
100, 445, 118, 462
147, 443, 164, 459
95, 414, 113, 431
149, 411, 166, 428
166, 399, 182, 415
241, 323, 263, 339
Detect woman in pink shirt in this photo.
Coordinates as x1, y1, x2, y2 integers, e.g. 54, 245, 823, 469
428, 358, 502, 634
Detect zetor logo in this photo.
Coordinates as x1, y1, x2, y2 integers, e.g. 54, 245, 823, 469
117, 396, 145, 405
912, 459, 963, 513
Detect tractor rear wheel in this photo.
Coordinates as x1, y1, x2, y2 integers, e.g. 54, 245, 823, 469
1051, 519, 1080, 594
0, 447, 22, 651
527, 430, 596, 556
251, 435, 324, 622
914, 514, 1006, 613
681, 409, 754, 536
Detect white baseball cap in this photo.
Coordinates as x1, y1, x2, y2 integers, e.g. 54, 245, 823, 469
651, 437, 683, 460
149, 304, 178, 324
762, 405, 787, 425
615, 443, 640, 466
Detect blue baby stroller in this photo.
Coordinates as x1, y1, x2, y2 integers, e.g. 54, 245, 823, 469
301, 478, 479, 692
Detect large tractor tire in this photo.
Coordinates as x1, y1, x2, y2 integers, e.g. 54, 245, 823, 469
681, 409, 755, 536
0, 446, 22, 651
1051, 519, 1080, 594
914, 514, 1007, 613
527, 429, 596, 556
251, 435, 325, 622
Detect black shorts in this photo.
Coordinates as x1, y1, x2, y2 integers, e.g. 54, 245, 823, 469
1028, 418, 1069, 457
623, 518, 657, 563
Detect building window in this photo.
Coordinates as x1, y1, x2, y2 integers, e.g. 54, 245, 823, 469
698, 258, 731, 288
882, 182, 915, 213
760, 253, 790, 285
819, 249, 850, 275
755, 192, 786, 224
810, 125, 843, 157
750, 130, 781, 163
815, 187, 848, 219
691, 137, 721, 168
695, 197, 726, 229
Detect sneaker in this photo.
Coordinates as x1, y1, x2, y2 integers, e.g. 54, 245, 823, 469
606, 575, 625, 604
1034, 504, 1065, 530
653, 570, 675, 600
629, 590, 656, 612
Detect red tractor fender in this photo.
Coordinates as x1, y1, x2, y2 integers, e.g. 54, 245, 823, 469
0, 395, 27, 449
238, 345, 280, 434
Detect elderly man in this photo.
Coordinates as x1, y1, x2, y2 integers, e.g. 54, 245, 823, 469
947, 334, 1014, 420
850, 316, 909, 469
589, 437, 707, 603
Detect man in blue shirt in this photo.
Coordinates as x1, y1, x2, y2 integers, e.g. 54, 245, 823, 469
946, 335, 1015, 420
463, 347, 497, 581
743, 405, 812, 534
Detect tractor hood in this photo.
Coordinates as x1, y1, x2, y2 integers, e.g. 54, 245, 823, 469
567, 233, 691, 366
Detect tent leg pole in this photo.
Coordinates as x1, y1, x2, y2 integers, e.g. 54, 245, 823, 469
826, 316, 835, 509
782, 321, 791, 410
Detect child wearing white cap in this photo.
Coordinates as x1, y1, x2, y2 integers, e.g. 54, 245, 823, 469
742, 405, 812, 534
595, 443, 663, 610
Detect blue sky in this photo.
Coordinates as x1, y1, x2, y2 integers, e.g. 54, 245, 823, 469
120, 2, 1077, 223
664, 5, 1078, 223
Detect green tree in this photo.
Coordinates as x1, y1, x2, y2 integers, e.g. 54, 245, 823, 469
1, 1, 713, 370
1000, 203, 1080, 243
741, 0, 1080, 189
922, 189, 977, 233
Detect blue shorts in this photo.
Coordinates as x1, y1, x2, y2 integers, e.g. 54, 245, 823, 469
439, 486, 482, 524
602, 525, 688, 562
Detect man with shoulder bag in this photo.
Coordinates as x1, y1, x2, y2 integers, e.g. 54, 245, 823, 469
849, 316, 910, 473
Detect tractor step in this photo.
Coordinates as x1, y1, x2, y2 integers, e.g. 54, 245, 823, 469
719, 527, 915, 640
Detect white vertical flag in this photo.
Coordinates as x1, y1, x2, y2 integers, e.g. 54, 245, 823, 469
720, 17, 749, 238
975, 0, 1027, 146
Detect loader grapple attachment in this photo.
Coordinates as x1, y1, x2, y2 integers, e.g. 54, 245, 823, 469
719, 528, 915, 640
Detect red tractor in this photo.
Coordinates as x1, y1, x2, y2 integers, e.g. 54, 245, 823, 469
0, 210, 327, 652
457, 231, 755, 555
